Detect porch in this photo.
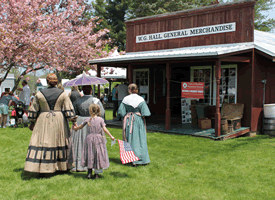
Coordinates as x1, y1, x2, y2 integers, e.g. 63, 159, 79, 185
106, 115, 250, 140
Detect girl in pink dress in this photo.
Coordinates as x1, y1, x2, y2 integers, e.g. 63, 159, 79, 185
73, 104, 115, 179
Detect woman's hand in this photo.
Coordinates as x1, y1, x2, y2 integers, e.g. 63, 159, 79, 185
72, 123, 78, 130
111, 136, 115, 141
29, 124, 34, 131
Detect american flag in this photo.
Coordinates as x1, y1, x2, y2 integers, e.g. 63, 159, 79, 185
118, 140, 139, 164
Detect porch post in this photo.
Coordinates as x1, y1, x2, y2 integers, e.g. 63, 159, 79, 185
109, 80, 112, 96
128, 64, 133, 83
215, 60, 221, 137
97, 65, 101, 99
166, 63, 171, 130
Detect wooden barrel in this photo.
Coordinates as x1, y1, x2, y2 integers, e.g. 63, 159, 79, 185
221, 117, 228, 135
263, 118, 275, 136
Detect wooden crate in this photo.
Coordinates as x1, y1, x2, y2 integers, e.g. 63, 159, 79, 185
198, 118, 211, 129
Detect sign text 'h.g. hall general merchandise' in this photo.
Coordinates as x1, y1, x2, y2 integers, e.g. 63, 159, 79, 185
181, 82, 204, 99
136, 22, 236, 43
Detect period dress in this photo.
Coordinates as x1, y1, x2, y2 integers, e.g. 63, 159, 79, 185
24, 87, 76, 173
70, 95, 105, 171
118, 94, 151, 165
81, 117, 109, 170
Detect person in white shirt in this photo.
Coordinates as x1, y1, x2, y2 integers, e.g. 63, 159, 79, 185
17, 80, 31, 114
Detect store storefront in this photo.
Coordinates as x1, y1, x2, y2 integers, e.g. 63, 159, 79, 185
90, 0, 275, 139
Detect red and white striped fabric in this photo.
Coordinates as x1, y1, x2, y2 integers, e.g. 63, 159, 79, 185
118, 139, 139, 164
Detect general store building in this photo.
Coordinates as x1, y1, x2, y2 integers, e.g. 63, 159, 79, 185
90, 0, 275, 139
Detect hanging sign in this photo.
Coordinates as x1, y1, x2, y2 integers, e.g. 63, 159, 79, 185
181, 82, 204, 99
136, 22, 236, 43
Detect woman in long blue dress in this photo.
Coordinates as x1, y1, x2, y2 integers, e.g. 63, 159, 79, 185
118, 83, 151, 166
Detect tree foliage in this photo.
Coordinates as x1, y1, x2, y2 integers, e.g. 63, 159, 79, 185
0, 0, 115, 91
222, 0, 275, 32
128, 0, 216, 19
251, 0, 275, 32
91, 0, 130, 51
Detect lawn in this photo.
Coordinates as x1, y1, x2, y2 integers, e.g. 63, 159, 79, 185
1, 109, 275, 199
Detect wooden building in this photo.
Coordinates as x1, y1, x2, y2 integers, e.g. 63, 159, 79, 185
89, 0, 275, 139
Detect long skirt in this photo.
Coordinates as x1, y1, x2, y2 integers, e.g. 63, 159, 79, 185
24, 112, 72, 173
81, 133, 109, 170
69, 116, 90, 171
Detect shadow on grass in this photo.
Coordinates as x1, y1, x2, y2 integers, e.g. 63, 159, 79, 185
208, 135, 273, 154
109, 158, 122, 165
13, 168, 38, 180
110, 172, 129, 178
70, 173, 87, 179
13, 168, 24, 172
14, 168, 76, 180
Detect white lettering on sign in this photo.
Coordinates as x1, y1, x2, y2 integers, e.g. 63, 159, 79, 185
136, 22, 236, 43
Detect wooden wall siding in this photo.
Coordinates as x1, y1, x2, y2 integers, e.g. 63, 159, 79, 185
237, 62, 252, 128
250, 54, 275, 132
126, 2, 254, 52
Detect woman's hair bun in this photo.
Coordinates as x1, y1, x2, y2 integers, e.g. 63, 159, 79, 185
128, 83, 138, 94
46, 73, 58, 86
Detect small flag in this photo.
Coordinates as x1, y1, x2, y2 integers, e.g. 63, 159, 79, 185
111, 139, 116, 146
118, 140, 139, 164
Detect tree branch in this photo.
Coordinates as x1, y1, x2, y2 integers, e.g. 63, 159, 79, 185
11, 66, 45, 93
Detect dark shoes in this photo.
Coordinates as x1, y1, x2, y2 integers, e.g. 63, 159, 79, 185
86, 169, 93, 179
86, 169, 100, 180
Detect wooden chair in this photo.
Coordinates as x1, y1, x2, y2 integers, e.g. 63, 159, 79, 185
221, 103, 244, 131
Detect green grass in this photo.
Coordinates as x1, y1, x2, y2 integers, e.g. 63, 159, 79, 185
1, 109, 275, 199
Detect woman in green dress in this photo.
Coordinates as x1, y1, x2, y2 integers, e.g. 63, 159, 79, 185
118, 83, 151, 166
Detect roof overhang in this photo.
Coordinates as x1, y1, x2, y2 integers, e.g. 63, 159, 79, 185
89, 42, 255, 65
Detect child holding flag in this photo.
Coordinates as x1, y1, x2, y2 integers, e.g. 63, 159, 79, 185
73, 104, 115, 179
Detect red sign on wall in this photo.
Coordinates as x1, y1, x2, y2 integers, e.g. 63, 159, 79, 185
181, 82, 204, 99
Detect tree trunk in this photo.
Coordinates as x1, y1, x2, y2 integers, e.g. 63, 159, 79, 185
55, 71, 62, 84
12, 69, 27, 93
0, 63, 14, 87
12, 66, 45, 93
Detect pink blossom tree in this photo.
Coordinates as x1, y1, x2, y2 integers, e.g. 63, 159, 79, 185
0, 0, 114, 92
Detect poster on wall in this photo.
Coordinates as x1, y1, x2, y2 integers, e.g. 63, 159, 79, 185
181, 82, 204, 99
181, 98, 191, 124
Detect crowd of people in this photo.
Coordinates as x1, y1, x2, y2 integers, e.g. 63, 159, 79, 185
0, 80, 31, 128
9, 73, 152, 179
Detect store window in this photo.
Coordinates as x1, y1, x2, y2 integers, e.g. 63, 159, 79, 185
133, 69, 149, 103
213, 65, 237, 105
190, 66, 213, 105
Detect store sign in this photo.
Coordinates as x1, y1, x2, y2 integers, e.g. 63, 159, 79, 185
136, 22, 236, 43
181, 82, 204, 99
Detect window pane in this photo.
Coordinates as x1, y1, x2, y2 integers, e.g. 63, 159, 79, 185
205, 69, 211, 78
228, 77, 235, 88
145, 71, 148, 77
194, 70, 198, 77
229, 68, 236, 76
205, 76, 210, 84
199, 70, 204, 78
229, 95, 235, 103
144, 79, 148, 86
205, 85, 210, 95
223, 68, 229, 76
